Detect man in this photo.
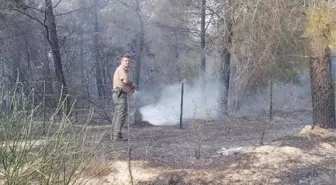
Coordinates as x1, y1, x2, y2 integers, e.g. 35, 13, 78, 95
111, 55, 135, 141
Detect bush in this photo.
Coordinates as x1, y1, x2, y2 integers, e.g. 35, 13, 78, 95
0, 86, 97, 185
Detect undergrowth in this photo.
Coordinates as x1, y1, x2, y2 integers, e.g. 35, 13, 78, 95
0, 84, 98, 185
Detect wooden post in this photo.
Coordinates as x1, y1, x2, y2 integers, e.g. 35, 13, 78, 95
269, 80, 273, 120
43, 80, 46, 135
31, 88, 35, 116
180, 82, 184, 129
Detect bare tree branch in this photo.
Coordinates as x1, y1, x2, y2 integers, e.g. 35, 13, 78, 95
205, 12, 214, 32
55, 7, 93, 17
42, 6, 52, 46
153, 22, 201, 37
9, 8, 45, 27
59, 28, 75, 48
24, 4, 45, 13
53, 0, 63, 9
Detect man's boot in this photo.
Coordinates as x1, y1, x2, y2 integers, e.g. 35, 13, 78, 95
113, 137, 128, 142
113, 134, 128, 142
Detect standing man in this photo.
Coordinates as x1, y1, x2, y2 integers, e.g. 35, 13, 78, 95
111, 55, 135, 141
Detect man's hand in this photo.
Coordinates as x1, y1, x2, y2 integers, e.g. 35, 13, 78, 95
122, 78, 133, 86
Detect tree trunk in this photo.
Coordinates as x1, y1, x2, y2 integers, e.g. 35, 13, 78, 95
219, 14, 232, 116
24, 34, 31, 79
309, 42, 335, 128
94, 2, 105, 99
174, 31, 182, 81
79, 27, 85, 90
218, 0, 232, 116
10, 25, 25, 86
200, 0, 206, 73
44, 0, 69, 113
79, 26, 90, 100
200, 0, 207, 105
102, 62, 108, 96
43, 38, 53, 99
135, 0, 144, 91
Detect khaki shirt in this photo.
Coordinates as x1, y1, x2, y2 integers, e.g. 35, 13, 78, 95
113, 65, 132, 93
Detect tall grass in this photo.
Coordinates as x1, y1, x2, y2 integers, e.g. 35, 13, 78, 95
0, 84, 97, 185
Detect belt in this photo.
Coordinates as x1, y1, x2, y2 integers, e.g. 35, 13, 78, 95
113, 89, 126, 92
112, 88, 127, 96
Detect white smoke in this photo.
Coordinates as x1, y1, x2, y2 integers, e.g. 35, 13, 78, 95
233, 71, 312, 116
136, 75, 223, 125
133, 71, 313, 126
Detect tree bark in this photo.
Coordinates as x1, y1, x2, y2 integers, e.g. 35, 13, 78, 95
219, 15, 232, 116
135, 0, 145, 91
43, 38, 53, 97
200, 0, 206, 73
93, 2, 105, 99
309, 41, 335, 128
174, 31, 182, 81
218, 0, 232, 116
44, 0, 69, 112
79, 27, 85, 90
200, 0, 207, 105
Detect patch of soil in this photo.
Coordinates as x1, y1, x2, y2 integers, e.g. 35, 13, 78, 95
137, 171, 211, 185
283, 166, 336, 185
271, 135, 317, 150
82, 112, 335, 185
95, 115, 309, 170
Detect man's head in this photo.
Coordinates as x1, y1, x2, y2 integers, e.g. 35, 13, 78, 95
120, 55, 131, 68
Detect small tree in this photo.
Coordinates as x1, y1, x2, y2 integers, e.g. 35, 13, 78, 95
228, 0, 307, 112
303, 1, 336, 128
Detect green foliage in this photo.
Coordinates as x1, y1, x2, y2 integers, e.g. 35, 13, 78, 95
0, 86, 96, 185
303, 1, 336, 50
231, 0, 307, 89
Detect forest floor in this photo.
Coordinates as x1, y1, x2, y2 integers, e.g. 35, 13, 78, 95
81, 110, 336, 185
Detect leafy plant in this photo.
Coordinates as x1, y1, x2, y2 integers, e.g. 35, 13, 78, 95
303, 1, 336, 50
189, 99, 205, 160
0, 84, 97, 185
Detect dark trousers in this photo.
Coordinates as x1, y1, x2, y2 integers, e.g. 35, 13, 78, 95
112, 91, 128, 139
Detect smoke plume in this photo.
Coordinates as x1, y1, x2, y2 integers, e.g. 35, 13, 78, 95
134, 71, 312, 126
135, 75, 223, 125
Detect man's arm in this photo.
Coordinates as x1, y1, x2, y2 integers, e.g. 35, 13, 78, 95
123, 78, 135, 93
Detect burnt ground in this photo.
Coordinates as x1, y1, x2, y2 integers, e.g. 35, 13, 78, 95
80, 110, 336, 184
91, 110, 312, 169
